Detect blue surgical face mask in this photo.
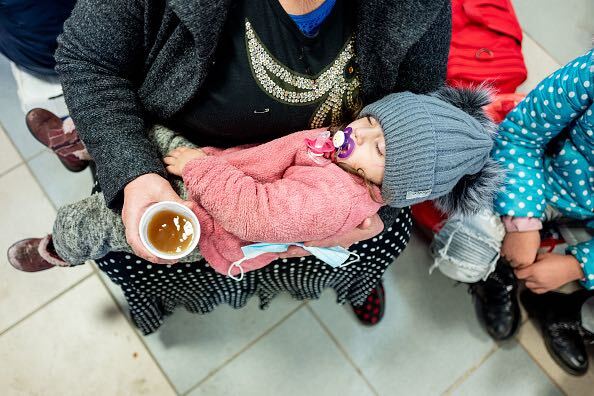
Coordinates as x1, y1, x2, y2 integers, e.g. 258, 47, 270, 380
227, 242, 360, 281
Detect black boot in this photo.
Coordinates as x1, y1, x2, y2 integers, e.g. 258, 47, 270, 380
469, 260, 520, 340
521, 289, 589, 376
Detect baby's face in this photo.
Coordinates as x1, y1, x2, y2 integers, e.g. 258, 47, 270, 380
337, 116, 385, 185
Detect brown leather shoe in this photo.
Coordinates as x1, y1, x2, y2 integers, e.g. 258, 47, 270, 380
25, 108, 90, 172
7, 236, 66, 272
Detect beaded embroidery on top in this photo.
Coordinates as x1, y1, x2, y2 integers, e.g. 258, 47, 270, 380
245, 20, 361, 128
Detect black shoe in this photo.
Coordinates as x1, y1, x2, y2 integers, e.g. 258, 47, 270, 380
469, 260, 520, 340
521, 290, 589, 376
352, 280, 385, 326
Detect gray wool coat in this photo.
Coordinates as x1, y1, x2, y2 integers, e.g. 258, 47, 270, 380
55, 0, 451, 215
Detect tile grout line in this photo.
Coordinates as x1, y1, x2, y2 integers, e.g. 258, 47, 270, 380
0, 152, 64, 215
306, 305, 380, 396
182, 302, 308, 396
0, 160, 24, 179
440, 344, 499, 395
93, 267, 180, 395
0, 272, 94, 337
15, 128, 177, 392
24, 155, 61, 212
0, 115, 47, 159
0, 144, 45, 179
515, 323, 567, 396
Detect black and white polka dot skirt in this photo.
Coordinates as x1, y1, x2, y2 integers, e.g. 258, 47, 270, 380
95, 209, 412, 335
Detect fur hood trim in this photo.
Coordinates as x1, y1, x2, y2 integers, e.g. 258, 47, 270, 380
432, 85, 504, 217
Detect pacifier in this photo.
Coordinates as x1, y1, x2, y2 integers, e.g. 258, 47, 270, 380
305, 131, 335, 156
333, 127, 355, 159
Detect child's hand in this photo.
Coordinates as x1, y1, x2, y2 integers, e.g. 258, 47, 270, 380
514, 252, 583, 294
164, 147, 207, 176
501, 230, 540, 268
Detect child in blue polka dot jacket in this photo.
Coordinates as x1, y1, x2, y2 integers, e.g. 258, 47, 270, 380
435, 48, 594, 289
496, 49, 594, 292
432, 48, 594, 374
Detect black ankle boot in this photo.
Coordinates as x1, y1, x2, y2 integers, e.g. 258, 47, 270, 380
469, 260, 520, 340
521, 289, 589, 376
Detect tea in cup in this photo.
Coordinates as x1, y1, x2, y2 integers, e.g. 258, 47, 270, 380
139, 201, 200, 260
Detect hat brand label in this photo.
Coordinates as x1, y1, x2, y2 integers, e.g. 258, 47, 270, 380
406, 189, 432, 200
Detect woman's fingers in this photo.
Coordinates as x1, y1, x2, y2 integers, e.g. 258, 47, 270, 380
122, 173, 182, 264
123, 201, 159, 263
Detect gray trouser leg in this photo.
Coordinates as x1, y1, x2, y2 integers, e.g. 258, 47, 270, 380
430, 205, 567, 283
52, 193, 130, 265
52, 125, 203, 265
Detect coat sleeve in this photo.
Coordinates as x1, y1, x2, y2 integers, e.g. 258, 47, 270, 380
55, 0, 166, 209
567, 239, 594, 290
393, 0, 451, 94
493, 49, 594, 219
182, 156, 379, 243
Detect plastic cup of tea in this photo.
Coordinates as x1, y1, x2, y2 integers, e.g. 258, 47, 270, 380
139, 201, 201, 260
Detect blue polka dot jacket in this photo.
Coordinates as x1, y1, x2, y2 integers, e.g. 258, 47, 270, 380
493, 49, 594, 289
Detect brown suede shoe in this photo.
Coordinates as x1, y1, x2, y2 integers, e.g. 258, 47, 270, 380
25, 108, 90, 172
7, 236, 66, 272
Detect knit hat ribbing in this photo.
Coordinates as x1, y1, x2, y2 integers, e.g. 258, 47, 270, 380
359, 87, 500, 216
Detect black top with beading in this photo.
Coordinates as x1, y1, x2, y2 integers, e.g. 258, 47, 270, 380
168, 0, 359, 148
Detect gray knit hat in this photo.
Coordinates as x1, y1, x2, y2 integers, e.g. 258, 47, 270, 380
359, 86, 503, 216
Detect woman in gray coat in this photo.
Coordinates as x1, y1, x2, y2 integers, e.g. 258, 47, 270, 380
45, 0, 451, 333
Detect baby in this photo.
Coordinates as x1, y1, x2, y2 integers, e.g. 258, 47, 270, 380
9, 88, 501, 280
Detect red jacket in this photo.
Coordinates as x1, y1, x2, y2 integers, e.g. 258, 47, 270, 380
182, 129, 382, 276
447, 0, 527, 93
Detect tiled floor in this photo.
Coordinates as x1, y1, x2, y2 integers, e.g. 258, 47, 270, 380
1, 5, 593, 396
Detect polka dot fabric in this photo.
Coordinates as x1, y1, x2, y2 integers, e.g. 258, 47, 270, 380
493, 49, 594, 289
96, 210, 412, 335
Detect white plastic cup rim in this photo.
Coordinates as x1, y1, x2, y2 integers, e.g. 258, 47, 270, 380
139, 201, 201, 260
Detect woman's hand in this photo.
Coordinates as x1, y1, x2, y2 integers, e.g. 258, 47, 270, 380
122, 173, 194, 264
278, 214, 384, 259
514, 252, 583, 294
164, 147, 207, 176
501, 230, 541, 268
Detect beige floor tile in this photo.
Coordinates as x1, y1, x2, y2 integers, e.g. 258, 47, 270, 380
517, 34, 562, 94
517, 319, 594, 396
0, 125, 22, 175
190, 308, 374, 396
451, 341, 561, 396
0, 165, 92, 333
512, 0, 593, 65
0, 275, 175, 396
309, 234, 496, 395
